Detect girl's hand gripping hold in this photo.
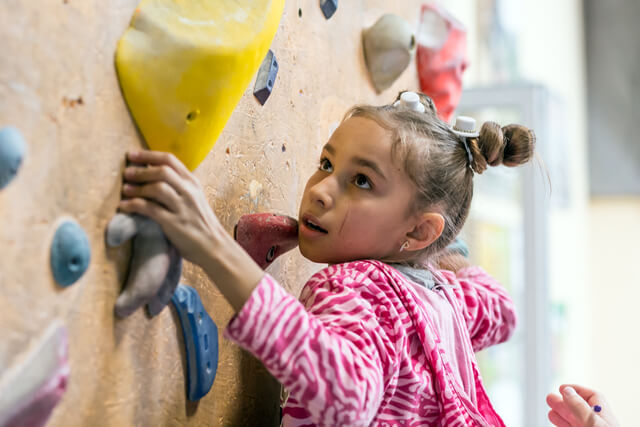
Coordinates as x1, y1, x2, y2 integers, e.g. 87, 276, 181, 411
119, 150, 219, 266
118, 150, 264, 312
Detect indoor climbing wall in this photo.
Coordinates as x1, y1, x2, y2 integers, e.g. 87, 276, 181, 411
0, 0, 423, 425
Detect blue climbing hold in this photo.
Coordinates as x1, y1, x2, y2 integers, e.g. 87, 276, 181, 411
171, 284, 218, 401
319, 0, 338, 19
0, 126, 26, 190
50, 220, 91, 287
253, 49, 278, 105
446, 237, 470, 258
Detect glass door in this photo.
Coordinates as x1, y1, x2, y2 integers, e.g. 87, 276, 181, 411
456, 84, 554, 427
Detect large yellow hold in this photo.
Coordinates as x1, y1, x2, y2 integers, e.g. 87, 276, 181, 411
116, 0, 285, 170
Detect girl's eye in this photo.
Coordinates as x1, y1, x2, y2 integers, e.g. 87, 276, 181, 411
354, 174, 371, 189
319, 158, 333, 172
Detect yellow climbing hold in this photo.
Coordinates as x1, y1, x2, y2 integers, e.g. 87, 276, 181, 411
116, 0, 285, 170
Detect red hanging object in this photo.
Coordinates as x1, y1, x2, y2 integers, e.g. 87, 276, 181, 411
416, 4, 468, 122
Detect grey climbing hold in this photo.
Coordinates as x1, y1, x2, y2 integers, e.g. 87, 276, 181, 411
0, 126, 26, 190
362, 14, 416, 92
50, 220, 91, 287
106, 213, 182, 318
319, 0, 338, 19
253, 49, 278, 105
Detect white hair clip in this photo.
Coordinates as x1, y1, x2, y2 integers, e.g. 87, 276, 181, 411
393, 91, 426, 113
451, 116, 479, 138
450, 116, 478, 166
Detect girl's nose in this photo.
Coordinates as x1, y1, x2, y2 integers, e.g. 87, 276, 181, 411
309, 176, 335, 209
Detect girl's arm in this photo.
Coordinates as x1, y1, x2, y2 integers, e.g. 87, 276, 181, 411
225, 270, 395, 426
437, 254, 516, 352
118, 151, 392, 425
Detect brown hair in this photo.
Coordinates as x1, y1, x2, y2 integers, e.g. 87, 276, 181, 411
344, 91, 536, 261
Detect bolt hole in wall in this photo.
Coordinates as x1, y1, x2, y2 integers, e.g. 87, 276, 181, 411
186, 110, 199, 122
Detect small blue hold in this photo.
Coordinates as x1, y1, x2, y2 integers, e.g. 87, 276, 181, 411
171, 284, 218, 401
253, 49, 279, 106
319, 0, 338, 19
446, 237, 470, 258
50, 220, 91, 287
0, 126, 26, 190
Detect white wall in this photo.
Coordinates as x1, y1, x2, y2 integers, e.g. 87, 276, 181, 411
588, 198, 640, 425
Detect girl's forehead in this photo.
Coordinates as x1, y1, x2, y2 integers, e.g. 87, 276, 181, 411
324, 117, 410, 180
329, 116, 393, 150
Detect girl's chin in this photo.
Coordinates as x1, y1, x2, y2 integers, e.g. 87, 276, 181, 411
299, 244, 371, 265
299, 243, 340, 264
299, 246, 330, 264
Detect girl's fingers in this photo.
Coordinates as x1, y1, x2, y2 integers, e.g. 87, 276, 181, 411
124, 163, 187, 193
547, 393, 575, 423
560, 386, 602, 425
118, 196, 171, 226
561, 384, 601, 406
548, 410, 572, 427
127, 150, 192, 179
122, 181, 181, 213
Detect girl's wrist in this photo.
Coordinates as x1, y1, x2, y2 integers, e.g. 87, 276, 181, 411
200, 224, 265, 312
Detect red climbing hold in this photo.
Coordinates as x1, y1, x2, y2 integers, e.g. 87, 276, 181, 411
234, 213, 299, 269
416, 4, 468, 122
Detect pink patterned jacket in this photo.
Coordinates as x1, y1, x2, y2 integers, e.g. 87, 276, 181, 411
225, 260, 516, 426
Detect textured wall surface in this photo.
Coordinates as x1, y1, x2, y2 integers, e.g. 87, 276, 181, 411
0, 0, 421, 425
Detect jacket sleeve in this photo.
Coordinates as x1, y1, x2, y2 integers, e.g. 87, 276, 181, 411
224, 270, 398, 427
439, 266, 517, 352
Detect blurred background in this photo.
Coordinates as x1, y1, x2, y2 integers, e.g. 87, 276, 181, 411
441, 0, 639, 425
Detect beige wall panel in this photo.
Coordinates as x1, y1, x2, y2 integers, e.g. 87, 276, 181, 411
0, 0, 422, 425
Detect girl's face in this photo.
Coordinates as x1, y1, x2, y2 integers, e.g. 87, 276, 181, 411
298, 116, 420, 264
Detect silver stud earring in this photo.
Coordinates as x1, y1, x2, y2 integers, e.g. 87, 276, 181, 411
399, 241, 410, 252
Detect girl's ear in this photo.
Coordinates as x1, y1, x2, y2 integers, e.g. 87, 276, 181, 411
405, 212, 445, 251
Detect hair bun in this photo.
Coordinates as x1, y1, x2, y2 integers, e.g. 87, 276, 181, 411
469, 122, 535, 173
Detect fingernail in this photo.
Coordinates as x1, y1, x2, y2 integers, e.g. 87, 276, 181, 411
563, 386, 577, 395
124, 167, 134, 178
128, 151, 140, 160
122, 183, 131, 192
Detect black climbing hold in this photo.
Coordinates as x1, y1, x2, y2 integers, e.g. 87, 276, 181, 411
319, 0, 338, 19
0, 126, 26, 190
253, 49, 279, 106
171, 284, 219, 401
50, 220, 91, 287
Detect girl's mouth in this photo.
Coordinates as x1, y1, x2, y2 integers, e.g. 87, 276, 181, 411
303, 218, 328, 234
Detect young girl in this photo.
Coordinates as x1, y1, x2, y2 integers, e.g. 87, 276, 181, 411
118, 91, 535, 426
